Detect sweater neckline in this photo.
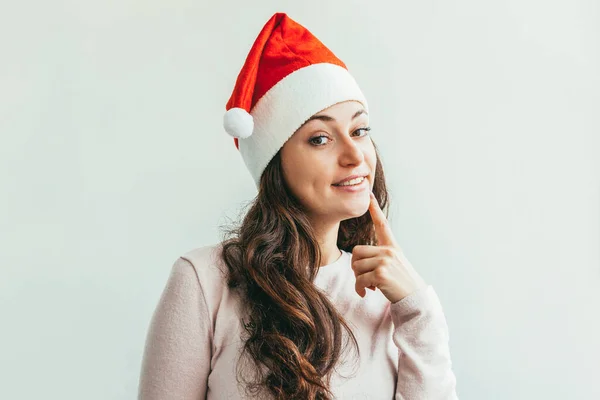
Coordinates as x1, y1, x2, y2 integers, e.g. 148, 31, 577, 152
316, 249, 351, 278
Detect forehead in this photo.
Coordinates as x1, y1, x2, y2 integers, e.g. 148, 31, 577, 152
301, 102, 368, 129
314, 100, 367, 118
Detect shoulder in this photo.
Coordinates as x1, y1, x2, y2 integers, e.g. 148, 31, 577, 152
173, 241, 234, 315
167, 242, 231, 299
179, 242, 227, 281
175, 242, 246, 347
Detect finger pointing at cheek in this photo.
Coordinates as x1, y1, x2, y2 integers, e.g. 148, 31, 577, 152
351, 192, 427, 303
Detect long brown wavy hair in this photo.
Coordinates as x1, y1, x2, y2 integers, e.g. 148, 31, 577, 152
218, 139, 390, 399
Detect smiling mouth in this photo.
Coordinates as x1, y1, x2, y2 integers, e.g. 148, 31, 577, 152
332, 176, 367, 187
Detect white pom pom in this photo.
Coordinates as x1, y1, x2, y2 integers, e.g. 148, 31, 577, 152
223, 107, 254, 139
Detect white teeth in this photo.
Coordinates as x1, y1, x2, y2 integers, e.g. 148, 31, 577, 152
336, 177, 365, 186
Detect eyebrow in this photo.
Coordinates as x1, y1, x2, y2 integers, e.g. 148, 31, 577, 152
305, 108, 368, 124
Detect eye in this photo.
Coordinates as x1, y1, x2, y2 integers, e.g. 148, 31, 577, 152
309, 127, 371, 146
353, 127, 371, 137
309, 135, 330, 146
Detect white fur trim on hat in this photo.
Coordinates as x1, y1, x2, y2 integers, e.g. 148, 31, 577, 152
238, 63, 369, 188
224, 107, 254, 139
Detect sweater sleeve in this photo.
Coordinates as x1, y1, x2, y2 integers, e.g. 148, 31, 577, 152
390, 285, 459, 400
138, 257, 212, 400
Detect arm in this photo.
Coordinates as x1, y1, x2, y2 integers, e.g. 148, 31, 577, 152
138, 257, 212, 400
391, 285, 459, 400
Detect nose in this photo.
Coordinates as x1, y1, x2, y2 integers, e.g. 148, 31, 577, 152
338, 135, 365, 166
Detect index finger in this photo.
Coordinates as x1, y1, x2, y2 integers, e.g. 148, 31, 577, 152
368, 192, 398, 247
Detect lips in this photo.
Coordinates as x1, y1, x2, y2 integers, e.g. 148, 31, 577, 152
333, 174, 368, 186
332, 176, 369, 192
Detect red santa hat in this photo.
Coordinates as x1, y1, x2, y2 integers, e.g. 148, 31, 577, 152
223, 12, 369, 188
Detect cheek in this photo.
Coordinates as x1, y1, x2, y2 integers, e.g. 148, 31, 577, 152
283, 157, 324, 195
291, 155, 328, 184
364, 147, 377, 182
363, 143, 377, 167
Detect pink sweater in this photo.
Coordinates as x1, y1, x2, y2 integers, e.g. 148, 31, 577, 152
138, 243, 459, 399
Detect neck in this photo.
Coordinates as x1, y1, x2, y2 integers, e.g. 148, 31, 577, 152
311, 219, 342, 267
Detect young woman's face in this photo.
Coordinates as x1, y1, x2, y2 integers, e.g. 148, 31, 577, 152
280, 100, 376, 223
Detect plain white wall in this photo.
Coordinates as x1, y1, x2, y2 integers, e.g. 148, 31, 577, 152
1, 1, 598, 399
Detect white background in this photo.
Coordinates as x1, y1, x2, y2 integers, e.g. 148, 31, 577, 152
1, 1, 599, 399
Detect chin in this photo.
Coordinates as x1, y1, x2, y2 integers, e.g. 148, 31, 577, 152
339, 210, 366, 222
340, 200, 370, 219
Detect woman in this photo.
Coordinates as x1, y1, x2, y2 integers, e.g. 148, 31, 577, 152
138, 12, 459, 400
